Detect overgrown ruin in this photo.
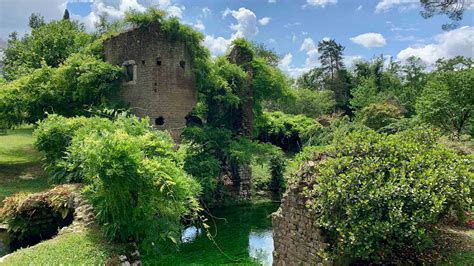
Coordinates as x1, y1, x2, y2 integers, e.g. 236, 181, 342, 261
103, 22, 197, 130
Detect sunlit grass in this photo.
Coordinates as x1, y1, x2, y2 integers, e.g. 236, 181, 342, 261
0, 126, 50, 203
0, 226, 122, 265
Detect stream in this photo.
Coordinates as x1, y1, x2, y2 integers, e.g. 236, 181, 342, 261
0, 202, 280, 264
151, 202, 279, 265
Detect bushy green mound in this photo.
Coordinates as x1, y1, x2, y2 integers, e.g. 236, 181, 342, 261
360, 102, 403, 131
34, 114, 201, 252
256, 111, 323, 152
299, 129, 473, 261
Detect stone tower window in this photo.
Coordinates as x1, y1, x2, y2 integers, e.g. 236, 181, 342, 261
156, 57, 162, 66
122, 60, 136, 84
155, 116, 165, 126
180, 60, 186, 69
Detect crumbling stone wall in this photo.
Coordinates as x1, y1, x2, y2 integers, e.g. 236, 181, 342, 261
103, 22, 197, 130
227, 45, 254, 200
272, 179, 332, 265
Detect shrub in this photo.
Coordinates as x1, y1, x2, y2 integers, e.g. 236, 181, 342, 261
0, 54, 122, 128
34, 114, 201, 248
0, 185, 76, 244
34, 114, 149, 183
300, 129, 473, 261
360, 102, 403, 131
75, 128, 201, 245
255, 111, 323, 152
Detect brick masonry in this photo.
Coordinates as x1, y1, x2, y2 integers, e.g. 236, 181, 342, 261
272, 178, 332, 265
103, 22, 197, 130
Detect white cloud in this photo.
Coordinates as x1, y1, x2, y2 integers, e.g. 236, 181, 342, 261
300, 37, 319, 67
203, 35, 230, 56
193, 20, 205, 31
350, 32, 387, 48
0, 0, 67, 38
375, 0, 418, 13
258, 17, 271, 26
343, 55, 363, 67
305, 0, 337, 8
201, 7, 211, 17
223, 7, 258, 39
397, 26, 474, 65
278, 53, 311, 77
356, 5, 363, 11
72, 0, 185, 32
204, 7, 260, 56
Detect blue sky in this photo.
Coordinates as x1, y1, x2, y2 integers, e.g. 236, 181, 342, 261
1, 0, 472, 76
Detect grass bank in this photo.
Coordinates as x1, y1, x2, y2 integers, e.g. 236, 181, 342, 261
0, 226, 122, 265
0, 127, 50, 203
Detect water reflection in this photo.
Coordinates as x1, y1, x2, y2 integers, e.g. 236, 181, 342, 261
157, 203, 279, 265
181, 226, 202, 243
248, 230, 273, 266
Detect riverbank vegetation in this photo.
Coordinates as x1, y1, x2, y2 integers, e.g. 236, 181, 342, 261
0, 5, 472, 265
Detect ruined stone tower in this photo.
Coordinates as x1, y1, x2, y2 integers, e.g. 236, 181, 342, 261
103, 22, 197, 130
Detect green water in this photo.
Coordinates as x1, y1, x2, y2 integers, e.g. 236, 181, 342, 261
148, 202, 279, 265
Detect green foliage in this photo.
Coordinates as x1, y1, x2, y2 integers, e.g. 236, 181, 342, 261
296, 67, 325, 90
3, 19, 92, 80
360, 102, 403, 131
255, 111, 323, 152
181, 125, 283, 205
301, 129, 473, 261
0, 185, 76, 243
268, 88, 335, 118
181, 39, 291, 203
350, 77, 385, 110
416, 68, 474, 138
124, 8, 166, 28
34, 114, 201, 247
0, 54, 122, 128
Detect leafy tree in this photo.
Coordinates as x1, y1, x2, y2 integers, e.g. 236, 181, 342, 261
296, 67, 325, 90
435, 56, 473, 71
318, 39, 345, 81
326, 69, 352, 113
398, 56, 427, 116
416, 68, 474, 138
0, 53, 122, 128
420, 0, 469, 30
271, 88, 335, 118
253, 42, 280, 67
350, 77, 382, 110
2, 19, 92, 80
28, 13, 45, 29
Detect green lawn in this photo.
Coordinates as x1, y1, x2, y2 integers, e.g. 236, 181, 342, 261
0, 226, 123, 265
0, 127, 50, 203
